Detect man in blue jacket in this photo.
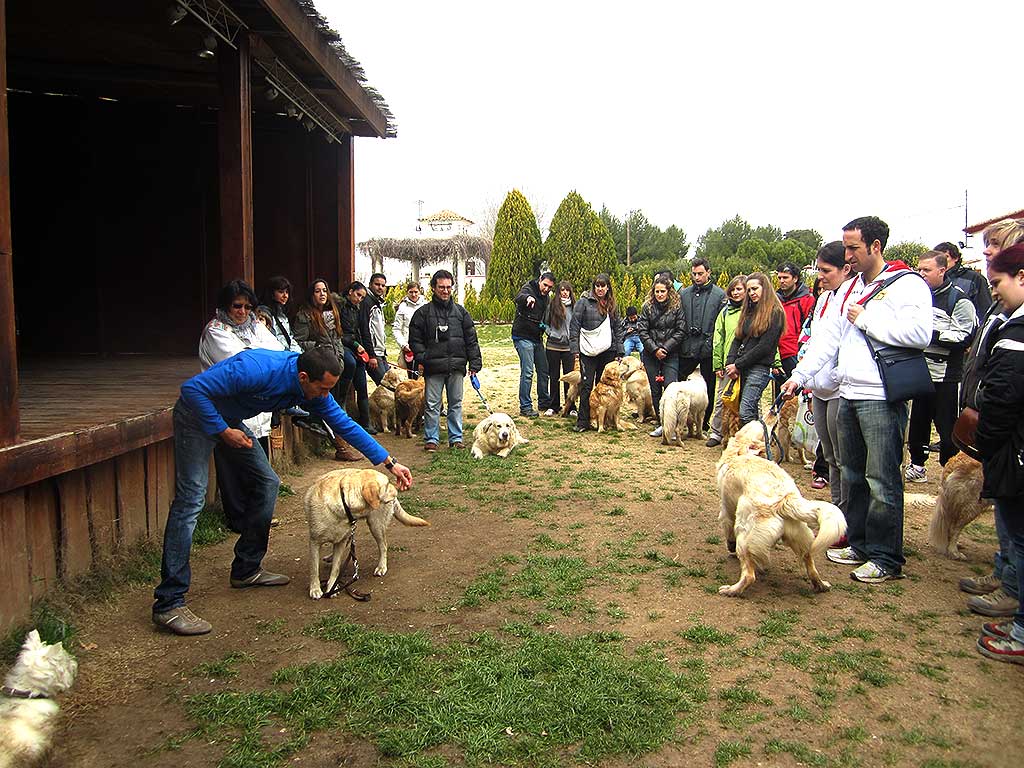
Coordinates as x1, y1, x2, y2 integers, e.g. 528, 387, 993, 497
152, 347, 413, 636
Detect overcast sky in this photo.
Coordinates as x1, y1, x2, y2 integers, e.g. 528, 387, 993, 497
317, 1, 1021, 263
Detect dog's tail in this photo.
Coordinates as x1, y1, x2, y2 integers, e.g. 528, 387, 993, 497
393, 500, 431, 527
779, 495, 846, 555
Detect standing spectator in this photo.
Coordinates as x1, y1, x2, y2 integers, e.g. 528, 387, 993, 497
904, 251, 977, 483
622, 306, 642, 356
512, 272, 555, 417
706, 275, 748, 447
678, 258, 725, 433
974, 242, 1024, 664
784, 216, 933, 583
292, 279, 360, 462
409, 269, 482, 451
151, 348, 412, 636
725, 273, 785, 426
934, 241, 992, 322
775, 262, 816, 399
570, 274, 623, 433
959, 220, 1024, 620
801, 243, 853, 510
338, 281, 375, 434
256, 276, 302, 353
638, 276, 686, 438
360, 273, 390, 385
393, 281, 426, 373
543, 280, 575, 417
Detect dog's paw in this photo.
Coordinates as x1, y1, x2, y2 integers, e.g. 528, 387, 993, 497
309, 585, 323, 600
951, 549, 967, 561
718, 584, 742, 597
813, 580, 832, 593
373, 565, 388, 577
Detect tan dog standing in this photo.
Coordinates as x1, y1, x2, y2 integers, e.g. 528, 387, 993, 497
590, 363, 635, 432
929, 452, 991, 560
618, 356, 655, 423
369, 367, 408, 434
394, 378, 426, 438
305, 468, 429, 599
559, 358, 582, 417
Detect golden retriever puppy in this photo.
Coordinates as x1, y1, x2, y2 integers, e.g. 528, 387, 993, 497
929, 452, 992, 560
471, 412, 529, 458
590, 363, 635, 432
618, 356, 655, 422
660, 370, 710, 445
774, 395, 799, 463
369, 367, 408, 434
716, 450, 846, 596
305, 468, 430, 599
559, 358, 582, 417
0, 629, 77, 768
394, 378, 425, 438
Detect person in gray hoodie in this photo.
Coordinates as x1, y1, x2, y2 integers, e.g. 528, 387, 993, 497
678, 258, 725, 431
543, 280, 575, 416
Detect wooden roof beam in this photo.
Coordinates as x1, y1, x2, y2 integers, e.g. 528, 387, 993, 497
254, 0, 387, 138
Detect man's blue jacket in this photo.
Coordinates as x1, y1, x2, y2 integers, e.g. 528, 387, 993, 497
179, 349, 387, 465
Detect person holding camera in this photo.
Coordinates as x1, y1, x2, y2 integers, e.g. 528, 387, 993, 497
409, 270, 482, 451
512, 272, 555, 417
678, 258, 725, 433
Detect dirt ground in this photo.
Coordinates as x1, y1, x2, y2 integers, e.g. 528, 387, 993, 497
48, 361, 1022, 768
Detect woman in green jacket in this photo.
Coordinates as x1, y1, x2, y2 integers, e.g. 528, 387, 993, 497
706, 275, 747, 446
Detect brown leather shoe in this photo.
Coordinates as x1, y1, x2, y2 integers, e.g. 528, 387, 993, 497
230, 570, 291, 589
449, 441, 465, 449
153, 606, 212, 635
424, 442, 438, 452
334, 447, 360, 462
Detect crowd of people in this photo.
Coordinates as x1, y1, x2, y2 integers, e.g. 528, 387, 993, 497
152, 216, 1024, 667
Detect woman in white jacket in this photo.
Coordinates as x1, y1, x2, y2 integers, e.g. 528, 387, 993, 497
392, 282, 426, 371
802, 242, 852, 513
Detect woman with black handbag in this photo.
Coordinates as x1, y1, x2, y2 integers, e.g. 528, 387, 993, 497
974, 242, 1024, 665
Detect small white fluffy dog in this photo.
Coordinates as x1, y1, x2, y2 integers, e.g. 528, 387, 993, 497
1, 630, 78, 768
660, 370, 710, 445
716, 433, 846, 596
305, 468, 429, 599
471, 412, 529, 458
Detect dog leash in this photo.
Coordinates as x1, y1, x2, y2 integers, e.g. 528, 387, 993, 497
1, 685, 49, 699
470, 372, 493, 414
321, 495, 370, 601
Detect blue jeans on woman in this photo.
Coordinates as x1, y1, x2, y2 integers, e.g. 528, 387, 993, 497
994, 504, 1020, 600
153, 400, 280, 614
424, 372, 464, 446
995, 497, 1024, 642
838, 398, 909, 575
513, 337, 550, 414
738, 364, 771, 425
642, 352, 679, 421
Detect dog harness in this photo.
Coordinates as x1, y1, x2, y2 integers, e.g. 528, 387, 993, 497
321, 495, 370, 601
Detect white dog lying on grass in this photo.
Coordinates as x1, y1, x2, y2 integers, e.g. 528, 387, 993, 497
471, 413, 529, 458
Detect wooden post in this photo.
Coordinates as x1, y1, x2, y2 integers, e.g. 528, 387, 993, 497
337, 135, 354, 283
0, 1, 18, 448
454, 248, 466, 301
218, 33, 254, 287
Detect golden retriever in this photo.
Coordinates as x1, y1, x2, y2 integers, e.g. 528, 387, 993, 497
471, 412, 529, 458
394, 378, 425, 438
618, 356, 655, 422
773, 395, 799, 463
720, 383, 741, 442
369, 367, 408, 434
590, 363, 635, 432
305, 468, 429, 599
716, 441, 846, 596
660, 369, 709, 445
928, 452, 992, 560
558, 358, 582, 417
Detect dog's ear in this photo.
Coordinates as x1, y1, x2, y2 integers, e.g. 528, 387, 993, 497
361, 476, 383, 509
24, 629, 42, 649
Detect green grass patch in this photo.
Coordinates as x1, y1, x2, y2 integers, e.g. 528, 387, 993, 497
193, 651, 254, 680
756, 609, 800, 639
714, 740, 752, 767
179, 618, 708, 767
193, 502, 231, 546
765, 739, 829, 767
678, 622, 736, 645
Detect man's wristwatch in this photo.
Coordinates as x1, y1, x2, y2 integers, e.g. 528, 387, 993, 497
383, 456, 396, 471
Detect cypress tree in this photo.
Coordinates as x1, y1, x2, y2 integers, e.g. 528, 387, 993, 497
486, 189, 542, 301
544, 191, 618, 296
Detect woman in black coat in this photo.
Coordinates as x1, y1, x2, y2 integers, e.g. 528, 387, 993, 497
725, 272, 785, 426
637, 275, 686, 436
569, 273, 623, 432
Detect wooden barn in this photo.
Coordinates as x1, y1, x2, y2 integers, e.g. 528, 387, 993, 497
0, 0, 395, 630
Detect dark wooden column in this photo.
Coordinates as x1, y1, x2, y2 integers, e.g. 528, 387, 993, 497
0, 0, 19, 447
337, 134, 354, 282
217, 33, 254, 286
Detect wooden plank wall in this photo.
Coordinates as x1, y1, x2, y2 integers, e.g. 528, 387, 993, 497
0, 437, 175, 631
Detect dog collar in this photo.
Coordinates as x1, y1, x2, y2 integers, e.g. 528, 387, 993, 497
1, 685, 50, 699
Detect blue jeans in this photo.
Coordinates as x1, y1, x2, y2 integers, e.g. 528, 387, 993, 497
153, 400, 280, 613
424, 372, 464, 445
642, 352, 679, 420
623, 335, 643, 356
513, 337, 549, 413
838, 398, 909, 574
738, 365, 771, 425
995, 498, 1024, 642
994, 504, 1019, 599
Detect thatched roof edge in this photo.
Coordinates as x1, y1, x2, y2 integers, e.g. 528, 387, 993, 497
358, 235, 493, 266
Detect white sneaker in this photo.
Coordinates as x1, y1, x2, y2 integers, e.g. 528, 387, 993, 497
905, 464, 927, 483
543, 409, 554, 417
649, 425, 664, 438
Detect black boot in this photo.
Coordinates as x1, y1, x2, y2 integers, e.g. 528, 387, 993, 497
357, 396, 378, 435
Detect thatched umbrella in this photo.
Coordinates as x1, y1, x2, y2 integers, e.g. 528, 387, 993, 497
358, 235, 492, 297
